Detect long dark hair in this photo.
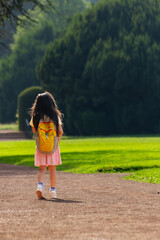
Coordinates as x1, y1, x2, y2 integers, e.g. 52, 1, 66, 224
30, 92, 62, 135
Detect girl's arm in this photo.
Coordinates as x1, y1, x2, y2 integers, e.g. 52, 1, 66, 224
29, 118, 36, 133
58, 125, 63, 141
32, 126, 36, 133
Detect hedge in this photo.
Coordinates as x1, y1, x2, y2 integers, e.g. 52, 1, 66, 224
18, 86, 42, 131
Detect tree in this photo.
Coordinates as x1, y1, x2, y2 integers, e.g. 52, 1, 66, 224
0, 0, 55, 41
37, 0, 160, 135
0, 0, 86, 123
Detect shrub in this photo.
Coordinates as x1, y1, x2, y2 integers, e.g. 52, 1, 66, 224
18, 86, 42, 131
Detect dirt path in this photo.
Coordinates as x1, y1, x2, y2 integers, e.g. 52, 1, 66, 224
1, 164, 160, 240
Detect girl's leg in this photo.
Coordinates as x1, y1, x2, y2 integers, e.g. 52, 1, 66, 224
49, 165, 56, 188
36, 165, 46, 199
38, 165, 46, 184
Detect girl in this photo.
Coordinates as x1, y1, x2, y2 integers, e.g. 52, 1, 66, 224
30, 91, 63, 199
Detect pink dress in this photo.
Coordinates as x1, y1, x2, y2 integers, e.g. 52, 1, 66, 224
35, 145, 62, 167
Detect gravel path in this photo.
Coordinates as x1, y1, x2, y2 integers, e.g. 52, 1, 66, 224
0, 163, 160, 240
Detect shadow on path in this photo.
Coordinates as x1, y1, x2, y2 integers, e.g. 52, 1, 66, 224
38, 197, 83, 204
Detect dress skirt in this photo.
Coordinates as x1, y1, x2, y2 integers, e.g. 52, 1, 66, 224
35, 145, 62, 167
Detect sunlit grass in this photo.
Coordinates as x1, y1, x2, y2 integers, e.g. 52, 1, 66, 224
1, 137, 160, 183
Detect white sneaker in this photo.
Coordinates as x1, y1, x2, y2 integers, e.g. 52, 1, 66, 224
36, 184, 44, 199
49, 189, 56, 199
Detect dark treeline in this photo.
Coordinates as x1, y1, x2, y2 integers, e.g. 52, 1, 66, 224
37, 0, 160, 135
1, 0, 160, 136
0, 2, 33, 56
0, 0, 86, 123
0, 1, 54, 47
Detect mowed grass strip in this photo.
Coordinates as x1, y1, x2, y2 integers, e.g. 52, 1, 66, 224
0, 123, 18, 130
0, 137, 160, 183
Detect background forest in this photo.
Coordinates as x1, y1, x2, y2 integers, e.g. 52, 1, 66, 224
1, 0, 160, 136
0, 0, 86, 124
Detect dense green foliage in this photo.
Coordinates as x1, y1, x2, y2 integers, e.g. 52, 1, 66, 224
0, 1, 56, 55
1, 136, 160, 184
0, 1, 53, 30
18, 86, 42, 130
37, 0, 160, 135
0, 0, 86, 123
0, 2, 56, 55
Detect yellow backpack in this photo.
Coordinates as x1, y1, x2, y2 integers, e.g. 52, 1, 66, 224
35, 121, 58, 154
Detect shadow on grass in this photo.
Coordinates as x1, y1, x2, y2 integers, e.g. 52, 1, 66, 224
0, 155, 35, 176
1, 150, 160, 175
98, 165, 160, 173
60, 150, 160, 172
0, 155, 34, 166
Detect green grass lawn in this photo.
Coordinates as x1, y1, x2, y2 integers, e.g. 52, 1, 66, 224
0, 123, 18, 130
1, 137, 160, 184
